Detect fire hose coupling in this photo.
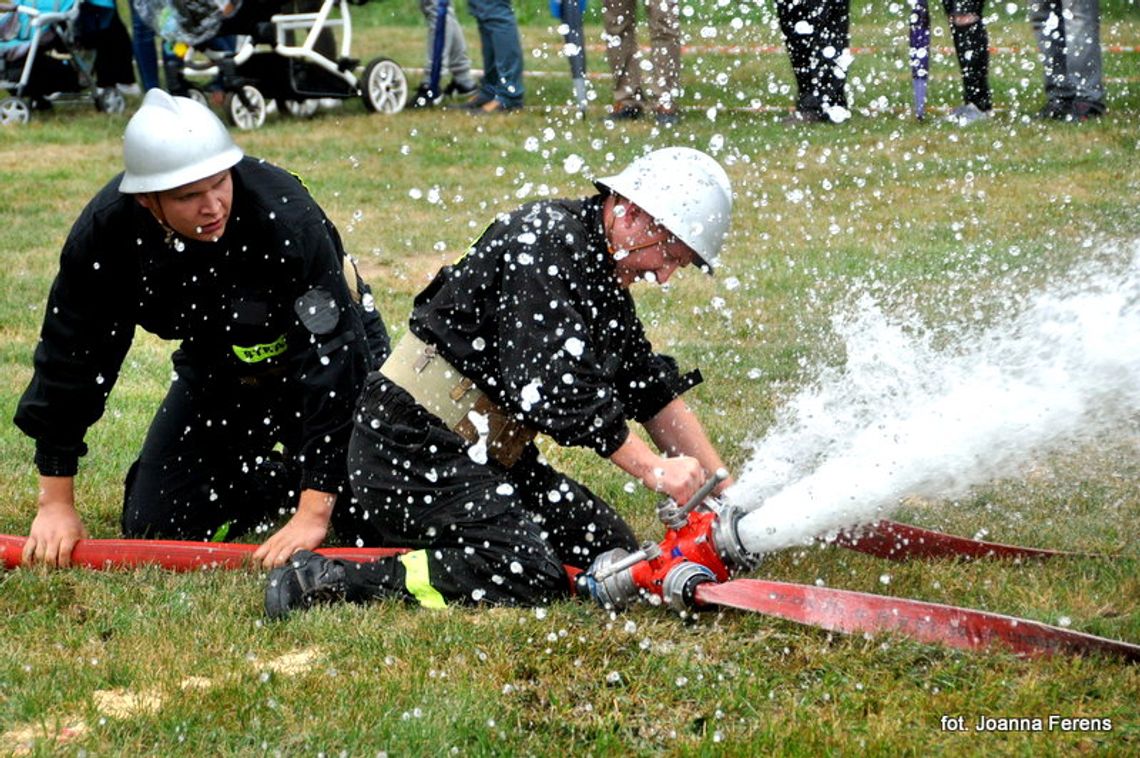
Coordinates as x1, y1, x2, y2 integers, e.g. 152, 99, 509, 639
710, 504, 761, 574
580, 470, 764, 610
660, 561, 716, 612
579, 545, 651, 609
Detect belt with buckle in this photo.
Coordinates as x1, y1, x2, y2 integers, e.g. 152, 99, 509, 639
379, 331, 536, 468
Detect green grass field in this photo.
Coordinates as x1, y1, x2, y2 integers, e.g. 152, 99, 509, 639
2, 0, 1139, 754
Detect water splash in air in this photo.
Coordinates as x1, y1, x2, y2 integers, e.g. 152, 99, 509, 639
729, 240, 1140, 556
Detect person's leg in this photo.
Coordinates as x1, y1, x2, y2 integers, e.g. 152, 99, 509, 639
466, 0, 523, 107
466, 0, 498, 103
643, 0, 681, 112
122, 381, 297, 541
101, 8, 139, 87
420, 0, 444, 78
417, 0, 477, 103
128, 0, 161, 91
601, 0, 643, 111
1061, 0, 1105, 112
816, 0, 850, 112
775, 0, 824, 115
77, 5, 114, 87
943, 0, 992, 111
332, 379, 566, 607
1028, 0, 1075, 109
509, 446, 638, 570
443, 2, 477, 89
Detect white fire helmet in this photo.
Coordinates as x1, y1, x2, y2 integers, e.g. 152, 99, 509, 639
119, 89, 243, 194
595, 147, 733, 273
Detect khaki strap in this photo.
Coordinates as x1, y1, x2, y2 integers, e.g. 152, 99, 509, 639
342, 254, 363, 304
380, 332, 536, 468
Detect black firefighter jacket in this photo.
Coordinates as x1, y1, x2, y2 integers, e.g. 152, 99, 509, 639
409, 196, 701, 459
14, 157, 386, 493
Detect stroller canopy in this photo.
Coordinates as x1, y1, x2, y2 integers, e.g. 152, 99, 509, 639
1, 0, 77, 61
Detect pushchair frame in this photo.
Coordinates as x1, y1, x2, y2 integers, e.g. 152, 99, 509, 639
0, 0, 125, 124
173, 0, 407, 129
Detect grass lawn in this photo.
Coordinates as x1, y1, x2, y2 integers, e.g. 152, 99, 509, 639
1, 0, 1139, 753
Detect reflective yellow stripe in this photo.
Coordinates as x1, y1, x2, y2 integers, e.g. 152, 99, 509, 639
399, 550, 447, 609
454, 220, 494, 264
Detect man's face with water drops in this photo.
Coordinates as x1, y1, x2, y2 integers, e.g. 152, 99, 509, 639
136, 170, 233, 243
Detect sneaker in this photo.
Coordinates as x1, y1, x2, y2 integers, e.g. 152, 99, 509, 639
265, 550, 348, 620
408, 81, 443, 109
601, 102, 642, 122
946, 103, 992, 126
456, 92, 494, 110
1069, 100, 1106, 122
1033, 98, 1072, 120
444, 79, 479, 99
473, 98, 522, 115
116, 82, 141, 97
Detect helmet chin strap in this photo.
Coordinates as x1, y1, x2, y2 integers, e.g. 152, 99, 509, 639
138, 192, 179, 246
604, 196, 642, 260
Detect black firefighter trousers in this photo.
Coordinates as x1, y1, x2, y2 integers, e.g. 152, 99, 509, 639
336, 374, 639, 608
121, 376, 370, 544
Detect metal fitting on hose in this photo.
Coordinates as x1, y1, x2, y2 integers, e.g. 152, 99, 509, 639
581, 547, 640, 609
660, 561, 716, 612
710, 504, 761, 573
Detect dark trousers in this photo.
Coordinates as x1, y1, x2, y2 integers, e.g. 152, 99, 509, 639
942, 0, 991, 110
77, 4, 137, 88
776, 0, 850, 114
121, 377, 365, 544
341, 375, 639, 607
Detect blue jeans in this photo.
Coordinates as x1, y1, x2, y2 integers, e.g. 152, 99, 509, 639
129, 0, 161, 91
467, 0, 524, 106
1028, 0, 1105, 105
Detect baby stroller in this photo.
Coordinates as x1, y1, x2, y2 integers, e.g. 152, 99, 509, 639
139, 0, 407, 129
0, 0, 125, 124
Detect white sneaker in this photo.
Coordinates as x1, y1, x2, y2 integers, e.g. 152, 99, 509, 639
946, 103, 992, 125
117, 83, 141, 97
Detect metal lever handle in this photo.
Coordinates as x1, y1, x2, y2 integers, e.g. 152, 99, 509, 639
591, 542, 661, 582
678, 468, 729, 517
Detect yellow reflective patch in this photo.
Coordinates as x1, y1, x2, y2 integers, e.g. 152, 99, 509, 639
399, 550, 447, 609
232, 334, 287, 363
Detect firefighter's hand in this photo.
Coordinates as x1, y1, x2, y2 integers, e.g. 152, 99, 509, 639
253, 489, 334, 569
24, 498, 88, 569
644, 455, 706, 505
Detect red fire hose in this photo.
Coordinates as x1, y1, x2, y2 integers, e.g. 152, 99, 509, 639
835, 520, 1109, 561
0, 534, 405, 571
695, 578, 1140, 662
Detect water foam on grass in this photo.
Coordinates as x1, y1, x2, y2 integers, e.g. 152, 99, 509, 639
731, 239, 1140, 554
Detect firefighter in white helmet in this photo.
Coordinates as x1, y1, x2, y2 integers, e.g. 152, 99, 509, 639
266, 147, 735, 617
15, 89, 390, 570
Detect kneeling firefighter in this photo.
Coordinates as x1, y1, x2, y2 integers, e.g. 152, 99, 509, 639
266, 147, 735, 616
15, 90, 390, 571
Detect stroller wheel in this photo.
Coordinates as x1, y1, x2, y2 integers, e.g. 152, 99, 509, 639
95, 88, 126, 115
361, 58, 408, 115
223, 85, 268, 131
277, 99, 320, 119
0, 97, 32, 126
186, 89, 211, 108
